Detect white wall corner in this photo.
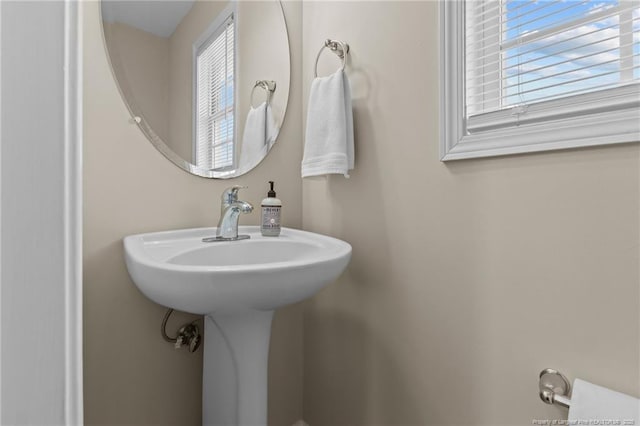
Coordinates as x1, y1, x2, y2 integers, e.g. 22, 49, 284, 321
0, 0, 83, 424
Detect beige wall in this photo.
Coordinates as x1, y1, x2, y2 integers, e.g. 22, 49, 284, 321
83, 1, 303, 424
301, 2, 639, 425
104, 21, 170, 143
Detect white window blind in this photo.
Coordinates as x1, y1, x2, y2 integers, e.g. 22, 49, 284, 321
465, 0, 640, 131
195, 14, 235, 171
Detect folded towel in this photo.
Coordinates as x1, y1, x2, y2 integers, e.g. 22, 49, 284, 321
237, 101, 278, 175
302, 69, 354, 178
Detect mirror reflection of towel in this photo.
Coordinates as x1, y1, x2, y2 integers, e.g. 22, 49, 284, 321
237, 102, 278, 175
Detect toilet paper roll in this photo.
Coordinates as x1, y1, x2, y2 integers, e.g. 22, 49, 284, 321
568, 379, 640, 424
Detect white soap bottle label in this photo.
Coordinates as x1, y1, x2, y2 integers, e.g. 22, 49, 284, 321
261, 206, 282, 237
261, 206, 281, 232
261, 181, 282, 236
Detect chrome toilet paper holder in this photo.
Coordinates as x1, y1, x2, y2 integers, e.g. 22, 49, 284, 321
539, 368, 572, 408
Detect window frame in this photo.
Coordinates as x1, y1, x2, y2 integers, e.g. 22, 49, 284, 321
439, 0, 640, 161
192, 2, 238, 173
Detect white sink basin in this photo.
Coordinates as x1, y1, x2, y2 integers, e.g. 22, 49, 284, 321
124, 226, 351, 314
123, 226, 351, 426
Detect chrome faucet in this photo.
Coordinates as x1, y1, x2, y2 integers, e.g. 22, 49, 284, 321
203, 186, 253, 242
220, 185, 246, 216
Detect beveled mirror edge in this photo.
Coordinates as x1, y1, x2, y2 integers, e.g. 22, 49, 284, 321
99, 0, 291, 179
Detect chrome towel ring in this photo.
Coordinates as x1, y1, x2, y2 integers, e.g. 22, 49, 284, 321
250, 80, 276, 108
314, 39, 350, 78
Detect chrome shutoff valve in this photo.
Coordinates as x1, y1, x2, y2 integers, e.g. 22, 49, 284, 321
175, 323, 201, 353
162, 308, 202, 353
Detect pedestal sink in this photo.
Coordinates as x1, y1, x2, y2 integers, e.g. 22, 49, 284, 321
123, 226, 351, 426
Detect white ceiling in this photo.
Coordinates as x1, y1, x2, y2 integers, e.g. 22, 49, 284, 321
102, 0, 195, 38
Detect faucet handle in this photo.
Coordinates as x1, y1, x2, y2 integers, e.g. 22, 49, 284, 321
221, 185, 247, 205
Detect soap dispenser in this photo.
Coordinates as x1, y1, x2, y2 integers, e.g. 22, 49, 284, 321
261, 181, 282, 236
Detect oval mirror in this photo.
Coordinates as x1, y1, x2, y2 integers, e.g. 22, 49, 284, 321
101, 0, 290, 178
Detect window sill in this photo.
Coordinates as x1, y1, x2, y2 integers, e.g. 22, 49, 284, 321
441, 106, 640, 161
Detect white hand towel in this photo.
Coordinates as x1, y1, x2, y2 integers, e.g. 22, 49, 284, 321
302, 69, 354, 178
237, 102, 278, 175
568, 379, 640, 423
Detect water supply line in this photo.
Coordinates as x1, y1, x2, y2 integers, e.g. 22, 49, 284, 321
161, 308, 202, 353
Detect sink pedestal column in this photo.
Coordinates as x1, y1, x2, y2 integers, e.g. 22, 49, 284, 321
203, 310, 274, 426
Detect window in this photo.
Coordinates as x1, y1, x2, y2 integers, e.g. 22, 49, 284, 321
440, 0, 640, 160
195, 13, 235, 171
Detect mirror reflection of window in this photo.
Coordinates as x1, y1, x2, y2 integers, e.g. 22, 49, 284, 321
195, 14, 235, 171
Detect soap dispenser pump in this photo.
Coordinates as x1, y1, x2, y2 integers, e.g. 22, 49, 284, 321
261, 181, 282, 236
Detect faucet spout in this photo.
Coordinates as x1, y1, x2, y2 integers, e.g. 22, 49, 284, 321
220, 185, 247, 216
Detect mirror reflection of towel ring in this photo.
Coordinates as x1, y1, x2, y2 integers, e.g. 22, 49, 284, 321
314, 39, 349, 78
250, 80, 276, 108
